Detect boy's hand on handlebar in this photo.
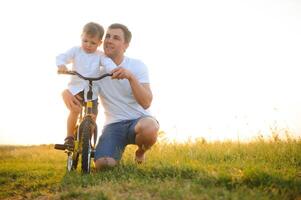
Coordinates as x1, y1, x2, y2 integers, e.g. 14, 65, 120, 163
57, 65, 68, 73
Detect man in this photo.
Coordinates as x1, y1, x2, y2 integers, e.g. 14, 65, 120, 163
62, 23, 159, 170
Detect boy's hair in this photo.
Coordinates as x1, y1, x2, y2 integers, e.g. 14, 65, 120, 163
82, 22, 104, 40
108, 23, 132, 44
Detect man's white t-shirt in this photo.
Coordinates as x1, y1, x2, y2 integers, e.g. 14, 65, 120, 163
97, 56, 151, 125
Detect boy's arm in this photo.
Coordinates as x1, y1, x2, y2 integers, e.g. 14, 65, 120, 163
56, 47, 76, 72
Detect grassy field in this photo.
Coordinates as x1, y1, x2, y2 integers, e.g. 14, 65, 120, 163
0, 137, 300, 200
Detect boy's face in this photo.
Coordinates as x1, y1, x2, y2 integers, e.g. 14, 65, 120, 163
103, 28, 129, 58
81, 33, 102, 53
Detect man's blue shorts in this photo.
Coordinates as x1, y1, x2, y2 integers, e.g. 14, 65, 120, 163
94, 118, 141, 161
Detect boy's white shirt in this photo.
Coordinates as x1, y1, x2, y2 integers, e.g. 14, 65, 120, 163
56, 46, 105, 101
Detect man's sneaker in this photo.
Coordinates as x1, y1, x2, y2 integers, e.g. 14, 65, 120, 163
64, 136, 74, 148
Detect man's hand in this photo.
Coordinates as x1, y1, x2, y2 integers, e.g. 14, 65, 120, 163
62, 90, 81, 113
111, 67, 133, 80
57, 65, 68, 73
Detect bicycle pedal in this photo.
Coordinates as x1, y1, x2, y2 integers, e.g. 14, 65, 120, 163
54, 144, 66, 150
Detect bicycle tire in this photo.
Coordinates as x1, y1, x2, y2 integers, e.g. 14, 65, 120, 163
71, 126, 80, 171
93, 125, 98, 147
80, 117, 94, 173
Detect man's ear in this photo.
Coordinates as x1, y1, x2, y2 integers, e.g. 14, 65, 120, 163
98, 40, 103, 47
124, 42, 129, 52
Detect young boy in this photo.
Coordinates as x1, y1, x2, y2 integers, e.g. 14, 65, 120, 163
56, 22, 105, 147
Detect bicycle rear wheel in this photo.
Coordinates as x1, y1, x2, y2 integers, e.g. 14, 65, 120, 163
80, 117, 94, 173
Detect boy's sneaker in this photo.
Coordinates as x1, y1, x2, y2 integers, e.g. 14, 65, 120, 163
64, 136, 74, 148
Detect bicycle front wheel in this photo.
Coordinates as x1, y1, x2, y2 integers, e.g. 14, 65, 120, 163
80, 117, 94, 173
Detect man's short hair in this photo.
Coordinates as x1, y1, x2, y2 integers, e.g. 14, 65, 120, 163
108, 23, 132, 43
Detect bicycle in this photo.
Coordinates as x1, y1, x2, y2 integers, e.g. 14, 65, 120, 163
54, 70, 112, 173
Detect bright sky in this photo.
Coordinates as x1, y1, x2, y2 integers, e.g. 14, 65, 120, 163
0, 0, 300, 145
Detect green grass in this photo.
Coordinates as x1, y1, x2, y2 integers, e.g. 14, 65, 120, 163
0, 138, 300, 199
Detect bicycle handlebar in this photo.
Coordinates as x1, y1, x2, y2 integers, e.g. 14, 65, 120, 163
58, 70, 112, 81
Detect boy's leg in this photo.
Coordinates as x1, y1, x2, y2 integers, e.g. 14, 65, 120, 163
64, 93, 83, 145
67, 110, 80, 137
65, 110, 80, 146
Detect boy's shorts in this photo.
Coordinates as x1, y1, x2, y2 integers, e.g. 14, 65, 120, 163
94, 116, 157, 161
75, 91, 98, 115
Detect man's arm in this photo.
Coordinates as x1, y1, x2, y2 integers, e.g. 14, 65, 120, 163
111, 67, 153, 109
129, 78, 153, 109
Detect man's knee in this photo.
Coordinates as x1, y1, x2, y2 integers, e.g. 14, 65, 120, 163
135, 117, 159, 147
95, 157, 117, 170
135, 117, 159, 133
